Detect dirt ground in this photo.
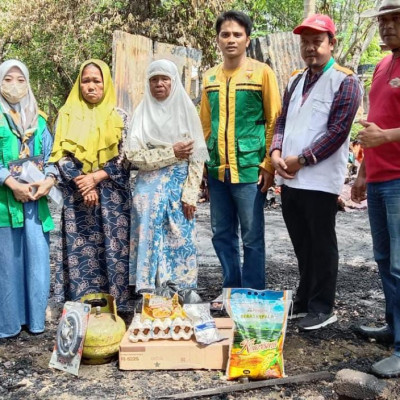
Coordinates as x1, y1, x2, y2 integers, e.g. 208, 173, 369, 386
1, 194, 400, 400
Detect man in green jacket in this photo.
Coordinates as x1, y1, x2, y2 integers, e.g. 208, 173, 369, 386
200, 10, 281, 295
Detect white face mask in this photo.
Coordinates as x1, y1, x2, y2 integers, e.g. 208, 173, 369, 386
1, 81, 28, 104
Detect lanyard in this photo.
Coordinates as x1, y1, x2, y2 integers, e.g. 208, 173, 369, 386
323, 57, 335, 72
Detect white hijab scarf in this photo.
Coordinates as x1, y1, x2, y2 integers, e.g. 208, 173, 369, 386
0, 59, 38, 136
128, 59, 208, 162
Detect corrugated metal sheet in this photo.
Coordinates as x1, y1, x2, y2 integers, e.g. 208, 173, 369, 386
248, 32, 304, 96
112, 31, 202, 117
112, 30, 304, 115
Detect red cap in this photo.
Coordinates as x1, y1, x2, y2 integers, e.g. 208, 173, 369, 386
293, 14, 336, 36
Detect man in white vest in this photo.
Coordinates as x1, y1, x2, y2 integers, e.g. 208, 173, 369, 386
270, 14, 362, 330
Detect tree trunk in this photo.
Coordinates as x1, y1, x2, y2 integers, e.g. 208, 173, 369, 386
339, 23, 377, 72
304, 0, 316, 18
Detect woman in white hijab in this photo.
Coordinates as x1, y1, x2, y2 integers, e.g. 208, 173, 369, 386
0, 60, 56, 338
126, 59, 208, 292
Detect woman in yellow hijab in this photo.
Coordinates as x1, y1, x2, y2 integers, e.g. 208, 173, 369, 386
51, 59, 133, 312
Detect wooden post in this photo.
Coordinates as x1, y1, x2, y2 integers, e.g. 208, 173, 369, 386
159, 371, 332, 400
304, 0, 316, 18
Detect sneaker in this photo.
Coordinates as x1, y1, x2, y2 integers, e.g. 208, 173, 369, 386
358, 324, 394, 344
371, 355, 400, 378
298, 312, 337, 331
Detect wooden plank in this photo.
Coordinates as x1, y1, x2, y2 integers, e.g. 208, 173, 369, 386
158, 371, 332, 399
112, 31, 202, 116
154, 42, 201, 97
112, 31, 152, 117
112, 30, 301, 114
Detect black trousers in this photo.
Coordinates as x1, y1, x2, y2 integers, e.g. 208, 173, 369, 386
281, 185, 339, 314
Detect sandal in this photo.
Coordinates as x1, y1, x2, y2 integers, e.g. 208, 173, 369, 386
210, 294, 224, 311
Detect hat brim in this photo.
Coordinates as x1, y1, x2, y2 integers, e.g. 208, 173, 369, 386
361, 7, 400, 18
293, 24, 331, 35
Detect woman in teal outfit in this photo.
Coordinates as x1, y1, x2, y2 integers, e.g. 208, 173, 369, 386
0, 60, 56, 338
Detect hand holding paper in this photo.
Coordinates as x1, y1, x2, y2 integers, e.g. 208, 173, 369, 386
4, 176, 35, 203
30, 178, 55, 200
19, 161, 63, 206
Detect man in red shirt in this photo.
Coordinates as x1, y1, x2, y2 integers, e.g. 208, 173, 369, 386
352, 0, 400, 378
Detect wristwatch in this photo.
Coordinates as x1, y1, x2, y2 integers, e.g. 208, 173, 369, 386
298, 154, 307, 166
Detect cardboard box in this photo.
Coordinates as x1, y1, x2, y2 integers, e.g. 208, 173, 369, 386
119, 318, 233, 370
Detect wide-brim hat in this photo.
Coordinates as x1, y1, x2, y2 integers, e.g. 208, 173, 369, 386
361, 0, 400, 18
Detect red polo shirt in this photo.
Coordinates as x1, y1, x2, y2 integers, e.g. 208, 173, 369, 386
365, 54, 400, 183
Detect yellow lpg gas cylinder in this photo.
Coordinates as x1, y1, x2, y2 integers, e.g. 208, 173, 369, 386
80, 293, 126, 365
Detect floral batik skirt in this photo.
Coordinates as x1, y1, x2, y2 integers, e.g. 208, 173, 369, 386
129, 162, 197, 292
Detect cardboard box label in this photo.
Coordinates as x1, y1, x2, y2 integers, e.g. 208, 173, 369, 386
119, 318, 233, 370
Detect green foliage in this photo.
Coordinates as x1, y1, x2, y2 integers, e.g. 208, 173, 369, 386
0, 0, 122, 120
0, 0, 384, 119
0, 0, 228, 118
317, 0, 378, 70
350, 121, 361, 140
129, 0, 225, 65
360, 35, 386, 66
232, 0, 304, 36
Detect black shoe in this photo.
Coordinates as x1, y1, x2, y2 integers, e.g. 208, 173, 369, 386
298, 312, 337, 331
371, 355, 400, 378
358, 324, 394, 344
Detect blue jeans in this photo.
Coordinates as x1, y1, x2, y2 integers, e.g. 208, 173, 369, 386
208, 170, 267, 289
368, 178, 400, 355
